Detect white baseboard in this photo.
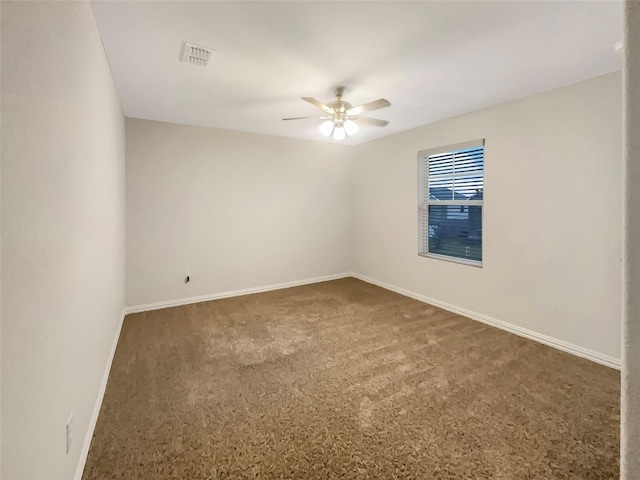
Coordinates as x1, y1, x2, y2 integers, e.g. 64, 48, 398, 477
124, 272, 353, 314
74, 309, 126, 480
352, 272, 621, 370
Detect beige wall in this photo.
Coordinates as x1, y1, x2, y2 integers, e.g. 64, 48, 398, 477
125, 118, 353, 307
1, 2, 125, 479
352, 72, 622, 361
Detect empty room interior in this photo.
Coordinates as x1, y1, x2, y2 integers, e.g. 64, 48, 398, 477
2, 1, 640, 479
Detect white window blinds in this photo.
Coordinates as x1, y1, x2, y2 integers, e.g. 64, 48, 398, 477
418, 140, 484, 265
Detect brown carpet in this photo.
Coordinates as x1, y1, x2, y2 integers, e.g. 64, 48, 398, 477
82, 278, 620, 479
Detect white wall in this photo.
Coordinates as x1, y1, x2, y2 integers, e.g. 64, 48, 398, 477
352, 72, 622, 361
1, 2, 125, 479
125, 119, 353, 307
622, 1, 640, 478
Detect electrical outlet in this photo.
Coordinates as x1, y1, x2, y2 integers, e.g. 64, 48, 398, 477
66, 414, 73, 454
185, 270, 191, 284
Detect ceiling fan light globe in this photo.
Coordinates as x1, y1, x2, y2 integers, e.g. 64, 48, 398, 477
344, 119, 359, 136
319, 120, 334, 136
333, 126, 346, 141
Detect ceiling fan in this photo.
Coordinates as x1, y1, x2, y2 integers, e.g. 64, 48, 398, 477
283, 86, 390, 140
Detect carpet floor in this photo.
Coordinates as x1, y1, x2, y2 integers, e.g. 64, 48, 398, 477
82, 278, 620, 479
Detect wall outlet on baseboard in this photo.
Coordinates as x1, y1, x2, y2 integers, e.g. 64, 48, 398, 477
66, 414, 73, 454
185, 271, 191, 284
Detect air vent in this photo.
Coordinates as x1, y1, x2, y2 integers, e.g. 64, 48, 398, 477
181, 42, 216, 68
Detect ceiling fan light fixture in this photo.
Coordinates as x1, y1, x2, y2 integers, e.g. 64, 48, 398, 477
333, 125, 346, 140
319, 120, 334, 136
343, 119, 359, 136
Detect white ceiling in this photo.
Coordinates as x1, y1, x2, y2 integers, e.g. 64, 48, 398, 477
92, 1, 623, 145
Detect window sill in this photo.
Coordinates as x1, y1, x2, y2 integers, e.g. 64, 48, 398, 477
419, 252, 483, 268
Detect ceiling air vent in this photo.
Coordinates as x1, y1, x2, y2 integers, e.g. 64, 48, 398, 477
180, 42, 216, 68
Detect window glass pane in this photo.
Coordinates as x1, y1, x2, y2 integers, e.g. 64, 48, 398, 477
428, 153, 454, 176
428, 205, 482, 262
453, 148, 484, 173
428, 176, 454, 200
454, 175, 483, 200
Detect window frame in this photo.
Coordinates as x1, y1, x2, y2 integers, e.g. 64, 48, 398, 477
417, 139, 485, 268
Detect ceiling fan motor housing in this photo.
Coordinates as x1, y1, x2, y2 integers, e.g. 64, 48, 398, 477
328, 101, 352, 122
329, 86, 351, 121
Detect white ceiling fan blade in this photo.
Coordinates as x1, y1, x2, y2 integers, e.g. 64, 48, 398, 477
282, 116, 331, 121
301, 97, 335, 115
355, 117, 389, 127
346, 99, 391, 116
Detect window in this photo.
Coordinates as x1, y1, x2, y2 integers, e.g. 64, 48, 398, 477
418, 139, 484, 266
